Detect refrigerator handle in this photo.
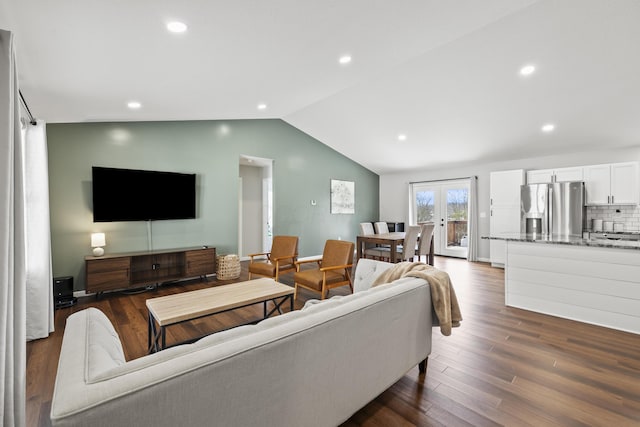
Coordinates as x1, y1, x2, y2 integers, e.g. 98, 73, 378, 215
547, 185, 552, 235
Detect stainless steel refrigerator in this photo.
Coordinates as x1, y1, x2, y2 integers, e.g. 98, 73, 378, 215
520, 182, 585, 237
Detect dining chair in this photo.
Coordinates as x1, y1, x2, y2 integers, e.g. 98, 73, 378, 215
375, 225, 421, 263
374, 221, 389, 234
359, 222, 385, 259
416, 223, 435, 265
293, 239, 354, 300
248, 235, 298, 281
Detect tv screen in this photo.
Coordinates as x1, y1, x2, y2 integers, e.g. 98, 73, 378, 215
92, 166, 196, 222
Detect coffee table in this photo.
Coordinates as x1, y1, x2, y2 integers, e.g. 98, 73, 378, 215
146, 278, 294, 353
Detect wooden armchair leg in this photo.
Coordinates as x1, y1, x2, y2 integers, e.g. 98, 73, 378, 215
418, 357, 428, 374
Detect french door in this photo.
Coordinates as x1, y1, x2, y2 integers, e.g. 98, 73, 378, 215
410, 179, 469, 258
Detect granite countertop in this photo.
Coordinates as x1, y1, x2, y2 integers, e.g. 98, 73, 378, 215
482, 233, 640, 250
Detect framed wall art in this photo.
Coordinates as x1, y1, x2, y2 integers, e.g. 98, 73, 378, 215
330, 179, 355, 214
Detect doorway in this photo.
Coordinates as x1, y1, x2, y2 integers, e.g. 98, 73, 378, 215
410, 179, 469, 258
238, 155, 273, 259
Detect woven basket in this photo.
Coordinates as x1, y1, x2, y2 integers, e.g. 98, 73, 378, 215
216, 254, 241, 280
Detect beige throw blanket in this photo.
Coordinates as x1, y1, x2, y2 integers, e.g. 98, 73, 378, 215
372, 262, 462, 336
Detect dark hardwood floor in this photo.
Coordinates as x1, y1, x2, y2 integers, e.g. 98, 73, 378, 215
27, 257, 640, 426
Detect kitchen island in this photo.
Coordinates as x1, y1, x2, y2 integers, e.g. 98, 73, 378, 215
484, 233, 640, 335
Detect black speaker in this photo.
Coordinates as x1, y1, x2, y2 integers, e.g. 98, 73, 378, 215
387, 222, 405, 232
54, 276, 76, 309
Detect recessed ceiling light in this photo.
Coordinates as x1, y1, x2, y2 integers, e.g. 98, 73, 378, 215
397, 134, 407, 141
167, 21, 188, 33
257, 103, 267, 110
541, 123, 555, 133
519, 64, 536, 76
338, 55, 352, 65
127, 101, 141, 109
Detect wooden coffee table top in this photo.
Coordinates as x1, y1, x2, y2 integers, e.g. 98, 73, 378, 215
146, 278, 294, 326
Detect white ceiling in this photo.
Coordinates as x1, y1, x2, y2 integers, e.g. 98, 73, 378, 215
2, 0, 639, 174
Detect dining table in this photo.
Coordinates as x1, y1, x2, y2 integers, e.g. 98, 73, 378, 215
356, 232, 405, 263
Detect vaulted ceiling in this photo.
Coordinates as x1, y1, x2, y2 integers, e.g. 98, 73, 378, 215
2, 0, 639, 174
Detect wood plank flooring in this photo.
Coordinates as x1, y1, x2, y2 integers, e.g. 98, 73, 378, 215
26, 257, 640, 426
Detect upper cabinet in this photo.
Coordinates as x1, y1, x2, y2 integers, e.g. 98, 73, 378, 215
584, 162, 639, 205
526, 167, 583, 184
527, 162, 639, 206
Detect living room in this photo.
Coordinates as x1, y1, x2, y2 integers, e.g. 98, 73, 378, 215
2, 1, 640, 426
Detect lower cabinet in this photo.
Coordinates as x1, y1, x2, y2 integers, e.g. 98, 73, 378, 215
185, 249, 216, 277
85, 257, 131, 293
85, 247, 216, 294
505, 241, 640, 335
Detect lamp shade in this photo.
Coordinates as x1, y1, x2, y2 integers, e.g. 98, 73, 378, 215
91, 232, 106, 248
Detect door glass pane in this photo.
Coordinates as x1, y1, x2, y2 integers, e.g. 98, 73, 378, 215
446, 188, 468, 249
415, 190, 435, 223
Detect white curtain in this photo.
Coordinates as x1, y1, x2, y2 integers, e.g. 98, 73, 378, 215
0, 29, 27, 427
23, 119, 54, 340
467, 176, 479, 262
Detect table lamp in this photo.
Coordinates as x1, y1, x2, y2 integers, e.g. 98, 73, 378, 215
91, 232, 106, 256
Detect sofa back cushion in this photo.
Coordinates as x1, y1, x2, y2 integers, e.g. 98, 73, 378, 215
352, 258, 394, 292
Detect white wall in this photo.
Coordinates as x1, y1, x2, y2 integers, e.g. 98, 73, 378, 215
380, 146, 640, 262
240, 165, 263, 257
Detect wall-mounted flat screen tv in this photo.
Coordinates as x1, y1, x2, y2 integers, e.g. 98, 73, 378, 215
92, 166, 196, 222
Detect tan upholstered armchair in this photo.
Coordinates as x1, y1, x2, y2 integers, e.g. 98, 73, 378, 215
293, 239, 354, 300
248, 235, 299, 282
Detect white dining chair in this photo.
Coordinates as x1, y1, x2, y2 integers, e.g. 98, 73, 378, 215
376, 225, 420, 263
415, 223, 435, 265
359, 222, 385, 259
374, 221, 389, 234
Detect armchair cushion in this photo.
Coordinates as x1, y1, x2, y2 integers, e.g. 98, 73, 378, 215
294, 269, 350, 291
248, 260, 295, 278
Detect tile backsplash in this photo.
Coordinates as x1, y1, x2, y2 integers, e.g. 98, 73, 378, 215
586, 205, 640, 232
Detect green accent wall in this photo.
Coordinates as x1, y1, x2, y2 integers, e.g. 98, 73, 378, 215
47, 119, 379, 291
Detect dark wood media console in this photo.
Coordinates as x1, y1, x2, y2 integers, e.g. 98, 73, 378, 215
85, 246, 216, 294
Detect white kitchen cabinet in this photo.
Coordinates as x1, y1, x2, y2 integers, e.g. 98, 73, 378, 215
554, 167, 584, 182
584, 162, 639, 205
526, 166, 583, 184
611, 162, 639, 204
526, 169, 554, 184
489, 169, 525, 267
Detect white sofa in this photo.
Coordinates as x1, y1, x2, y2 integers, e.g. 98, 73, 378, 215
50, 259, 432, 427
